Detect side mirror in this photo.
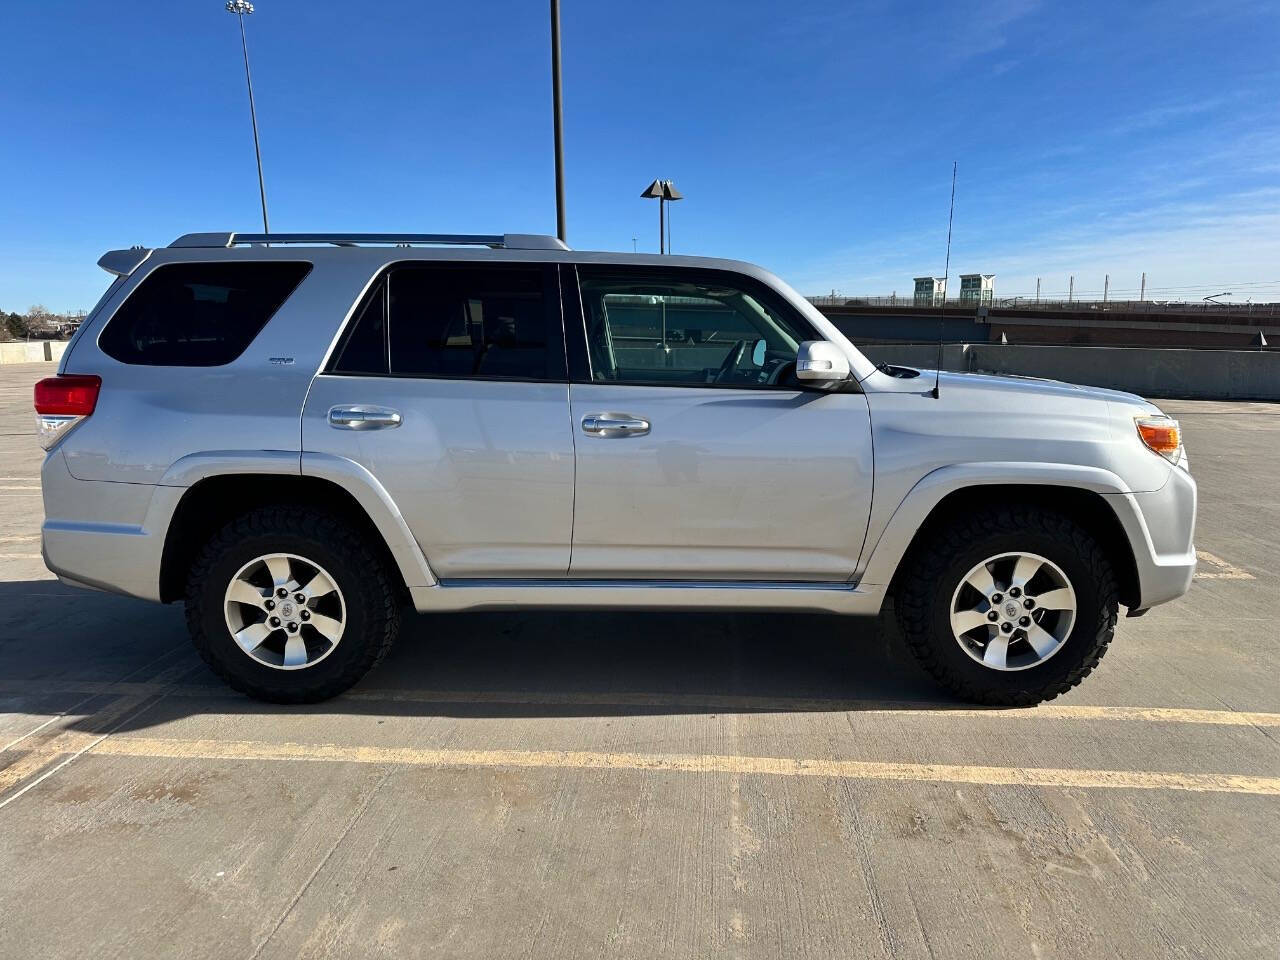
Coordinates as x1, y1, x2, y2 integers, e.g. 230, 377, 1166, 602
795, 341, 851, 384
751, 338, 767, 366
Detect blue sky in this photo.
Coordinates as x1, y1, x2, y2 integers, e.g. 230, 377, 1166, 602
3, 0, 1279, 311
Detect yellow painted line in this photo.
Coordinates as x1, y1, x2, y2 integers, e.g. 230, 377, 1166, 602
89, 737, 1280, 796
0, 702, 143, 795
1196, 550, 1256, 581
0, 680, 1278, 727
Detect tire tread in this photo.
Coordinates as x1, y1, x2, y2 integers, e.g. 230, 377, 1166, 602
184, 505, 399, 703
896, 505, 1118, 706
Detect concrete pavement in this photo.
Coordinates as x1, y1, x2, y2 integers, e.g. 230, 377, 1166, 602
0, 362, 1276, 958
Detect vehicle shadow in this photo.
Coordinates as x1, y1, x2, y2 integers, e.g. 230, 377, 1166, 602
0, 579, 967, 735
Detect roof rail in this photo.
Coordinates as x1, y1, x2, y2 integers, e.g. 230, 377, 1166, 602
168, 232, 570, 251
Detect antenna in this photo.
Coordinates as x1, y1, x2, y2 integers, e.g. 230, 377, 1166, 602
931, 161, 957, 400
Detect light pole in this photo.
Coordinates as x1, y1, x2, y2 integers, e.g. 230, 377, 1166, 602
550, 0, 566, 243
226, 1, 270, 234
1203, 292, 1231, 305
640, 179, 682, 254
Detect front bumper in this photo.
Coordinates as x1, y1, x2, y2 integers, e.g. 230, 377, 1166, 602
1103, 462, 1198, 610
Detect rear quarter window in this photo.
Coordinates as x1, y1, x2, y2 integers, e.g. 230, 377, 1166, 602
98, 261, 311, 366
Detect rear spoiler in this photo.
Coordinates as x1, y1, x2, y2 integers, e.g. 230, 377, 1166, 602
97, 246, 153, 277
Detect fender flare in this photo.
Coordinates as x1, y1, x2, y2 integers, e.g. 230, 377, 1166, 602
151, 449, 437, 589
301, 451, 437, 587
855, 461, 1143, 587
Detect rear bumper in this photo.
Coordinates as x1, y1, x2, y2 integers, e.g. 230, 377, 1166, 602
1103, 463, 1198, 610
40, 451, 166, 602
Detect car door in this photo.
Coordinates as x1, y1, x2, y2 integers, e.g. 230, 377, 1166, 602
564, 264, 873, 581
302, 260, 574, 578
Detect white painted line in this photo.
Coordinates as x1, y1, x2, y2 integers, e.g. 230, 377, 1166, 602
0, 659, 195, 808
1195, 551, 1256, 581
86, 737, 1280, 797
0, 553, 41, 560
0, 485, 40, 491
0, 534, 40, 543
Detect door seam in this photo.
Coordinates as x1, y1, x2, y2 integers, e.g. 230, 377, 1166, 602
565, 381, 577, 576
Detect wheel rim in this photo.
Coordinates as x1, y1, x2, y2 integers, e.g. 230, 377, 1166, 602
948, 551, 1077, 672
223, 553, 347, 671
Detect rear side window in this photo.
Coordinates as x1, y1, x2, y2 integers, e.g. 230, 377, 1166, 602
329, 263, 564, 381
98, 261, 311, 366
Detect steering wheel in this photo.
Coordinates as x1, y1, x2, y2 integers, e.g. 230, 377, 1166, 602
715, 339, 749, 383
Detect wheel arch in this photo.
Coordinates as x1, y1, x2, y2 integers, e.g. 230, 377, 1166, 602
159, 472, 422, 605
862, 468, 1141, 611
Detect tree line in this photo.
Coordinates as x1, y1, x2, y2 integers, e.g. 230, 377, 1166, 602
1, 305, 85, 341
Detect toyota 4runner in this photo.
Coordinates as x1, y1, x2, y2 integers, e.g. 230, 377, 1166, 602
35, 232, 1197, 704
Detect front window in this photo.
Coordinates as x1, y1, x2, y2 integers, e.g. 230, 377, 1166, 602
576, 267, 816, 388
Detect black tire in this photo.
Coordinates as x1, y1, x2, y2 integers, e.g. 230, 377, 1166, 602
185, 505, 400, 703
896, 506, 1118, 706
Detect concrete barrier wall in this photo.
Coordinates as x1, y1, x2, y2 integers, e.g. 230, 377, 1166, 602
0, 341, 68, 365
2, 338, 1274, 401
861, 344, 1280, 401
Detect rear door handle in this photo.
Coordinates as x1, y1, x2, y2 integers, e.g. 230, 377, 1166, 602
581, 413, 650, 438
328, 405, 402, 430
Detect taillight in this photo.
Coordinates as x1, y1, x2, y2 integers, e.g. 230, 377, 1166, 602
34, 374, 101, 449
35, 374, 101, 415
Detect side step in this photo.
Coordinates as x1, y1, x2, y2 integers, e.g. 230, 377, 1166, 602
410, 579, 882, 616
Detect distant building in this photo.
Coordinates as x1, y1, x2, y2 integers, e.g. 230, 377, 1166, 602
913, 276, 946, 306
959, 273, 995, 304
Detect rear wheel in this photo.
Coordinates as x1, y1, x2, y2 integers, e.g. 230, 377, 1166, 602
896, 506, 1118, 705
185, 505, 400, 703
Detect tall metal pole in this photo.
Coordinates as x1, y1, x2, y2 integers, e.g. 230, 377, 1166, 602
229, 4, 270, 234
550, 0, 566, 244
666, 194, 672, 254
1140, 272, 1146, 301
659, 197, 665, 254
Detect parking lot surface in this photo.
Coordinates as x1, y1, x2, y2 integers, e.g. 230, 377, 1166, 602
1, 361, 1276, 959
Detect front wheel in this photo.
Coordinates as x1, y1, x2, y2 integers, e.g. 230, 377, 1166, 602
185, 505, 400, 703
896, 507, 1118, 705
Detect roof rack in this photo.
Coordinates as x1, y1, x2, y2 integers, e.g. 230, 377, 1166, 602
168, 232, 570, 251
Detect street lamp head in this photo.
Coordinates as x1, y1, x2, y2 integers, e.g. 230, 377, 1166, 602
226, 1, 254, 14
640, 178, 683, 201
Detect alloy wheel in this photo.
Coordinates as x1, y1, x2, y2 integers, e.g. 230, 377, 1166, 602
948, 551, 1077, 672
222, 552, 347, 670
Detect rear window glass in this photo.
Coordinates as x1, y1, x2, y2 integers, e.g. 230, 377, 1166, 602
328, 263, 564, 381
98, 261, 311, 366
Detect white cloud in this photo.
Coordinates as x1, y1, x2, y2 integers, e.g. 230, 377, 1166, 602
789, 186, 1280, 301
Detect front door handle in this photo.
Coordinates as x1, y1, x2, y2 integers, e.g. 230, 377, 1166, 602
581, 413, 651, 438
328, 405, 403, 430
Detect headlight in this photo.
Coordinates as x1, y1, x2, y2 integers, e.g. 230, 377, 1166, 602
1135, 415, 1182, 463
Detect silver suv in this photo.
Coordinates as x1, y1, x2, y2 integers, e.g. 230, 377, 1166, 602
36, 232, 1197, 705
